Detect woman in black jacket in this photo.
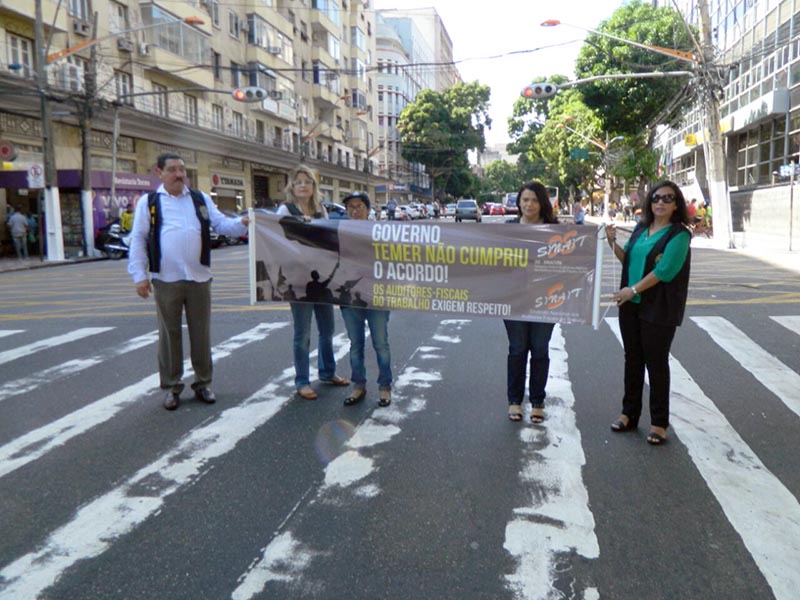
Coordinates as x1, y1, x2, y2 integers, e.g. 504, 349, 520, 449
605, 181, 692, 445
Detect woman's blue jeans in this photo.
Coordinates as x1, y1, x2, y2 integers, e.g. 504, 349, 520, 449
340, 307, 392, 389
290, 302, 337, 388
503, 320, 555, 406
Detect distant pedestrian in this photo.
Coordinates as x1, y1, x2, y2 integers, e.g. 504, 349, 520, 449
605, 181, 691, 446
128, 153, 249, 411
120, 203, 135, 232
8, 208, 29, 260
386, 197, 397, 220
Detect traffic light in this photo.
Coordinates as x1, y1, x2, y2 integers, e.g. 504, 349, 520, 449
231, 87, 267, 102
520, 82, 558, 100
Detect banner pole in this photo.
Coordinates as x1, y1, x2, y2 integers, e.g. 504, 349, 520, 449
248, 208, 256, 305
592, 222, 604, 330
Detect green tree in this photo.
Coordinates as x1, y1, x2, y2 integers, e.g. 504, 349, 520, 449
483, 160, 518, 196
398, 81, 491, 199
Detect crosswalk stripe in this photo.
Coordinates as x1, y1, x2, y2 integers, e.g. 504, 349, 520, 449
0, 330, 24, 339
0, 328, 113, 366
691, 316, 800, 419
0, 333, 350, 600
0, 323, 287, 480
0, 330, 159, 403
504, 325, 600, 599
771, 315, 800, 337
606, 317, 800, 600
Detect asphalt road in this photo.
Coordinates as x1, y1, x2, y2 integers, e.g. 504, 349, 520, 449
0, 228, 799, 600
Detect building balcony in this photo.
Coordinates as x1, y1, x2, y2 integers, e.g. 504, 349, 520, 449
309, 10, 338, 38
314, 82, 345, 109
245, 45, 290, 70
256, 97, 297, 123
139, 45, 214, 89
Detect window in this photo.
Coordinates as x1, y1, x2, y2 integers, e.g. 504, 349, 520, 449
115, 71, 133, 104
350, 26, 365, 51
184, 94, 198, 125
256, 120, 265, 143
210, 0, 220, 27
152, 82, 168, 117
231, 62, 241, 87
212, 51, 222, 80
228, 11, 240, 37
7, 34, 34, 78
63, 56, 87, 92
69, 0, 88, 20
110, 1, 128, 34
212, 104, 224, 130
232, 111, 244, 137
141, 5, 209, 64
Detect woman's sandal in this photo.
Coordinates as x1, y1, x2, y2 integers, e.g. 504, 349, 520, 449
297, 386, 318, 400
647, 429, 668, 445
378, 389, 392, 407
508, 404, 523, 422
343, 388, 366, 406
530, 407, 545, 424
610, 415, 639, 432
322, 375, 350, 386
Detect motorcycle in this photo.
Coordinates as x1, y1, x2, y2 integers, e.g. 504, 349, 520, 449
95, 221, 131, 260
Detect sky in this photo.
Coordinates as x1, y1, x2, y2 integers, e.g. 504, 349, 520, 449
373, 0, 628, 146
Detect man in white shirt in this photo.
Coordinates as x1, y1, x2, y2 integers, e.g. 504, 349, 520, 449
128, 153, 249, 410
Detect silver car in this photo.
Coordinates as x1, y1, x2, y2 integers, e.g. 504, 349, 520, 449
455, 199, 481, 222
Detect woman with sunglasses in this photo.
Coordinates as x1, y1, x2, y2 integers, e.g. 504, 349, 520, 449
605, 181, 692, 445
277, 164, 349, 400
339, 192, 393, 407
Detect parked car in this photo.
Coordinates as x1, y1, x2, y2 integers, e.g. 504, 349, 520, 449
396, 206, 412, 221
455, 199, 481, 222
482, 202, 493, 215
410, 203, 427, 219
443, 203, 457, 218
489, 203, 506, 216
322, 201, 348, 219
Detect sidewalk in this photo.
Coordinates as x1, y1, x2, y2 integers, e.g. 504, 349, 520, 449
587, 215, 800, 276
0, 254, 105, 273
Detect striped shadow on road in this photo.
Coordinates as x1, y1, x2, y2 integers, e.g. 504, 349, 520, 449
0, 323, 288, 480
605, 317, 800, 600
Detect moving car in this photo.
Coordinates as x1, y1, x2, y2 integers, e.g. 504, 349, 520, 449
443, 203, 457, 218
489, 203, 506, 216
455, 199, 481, 222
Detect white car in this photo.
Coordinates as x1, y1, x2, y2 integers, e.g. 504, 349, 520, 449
443, 203, 457, 217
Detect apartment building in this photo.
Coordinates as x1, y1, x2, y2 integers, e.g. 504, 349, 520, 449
0, 0, 381, 257
654, 0, 800, 244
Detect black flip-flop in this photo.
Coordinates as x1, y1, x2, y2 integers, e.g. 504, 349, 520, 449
647, 432, 667, 445
344, 390, 366, 406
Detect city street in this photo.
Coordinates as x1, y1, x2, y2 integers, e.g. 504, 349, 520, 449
0, 234, 799, 600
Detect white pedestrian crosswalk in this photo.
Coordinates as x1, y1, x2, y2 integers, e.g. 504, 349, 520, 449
0, 315, 798, 600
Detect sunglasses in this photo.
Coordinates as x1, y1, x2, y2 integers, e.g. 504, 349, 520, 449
651, 193, 676, 204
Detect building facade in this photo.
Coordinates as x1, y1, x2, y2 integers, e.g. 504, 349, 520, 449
0, 0, 384, 257
654, 0, 800, 247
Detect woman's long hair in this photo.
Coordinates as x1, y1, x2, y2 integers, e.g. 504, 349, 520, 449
284, 164, 324, 216
641, 181, 690, 227
515, 181, 558, 224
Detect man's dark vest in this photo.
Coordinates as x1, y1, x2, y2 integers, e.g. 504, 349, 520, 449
147, 190, 211, 273
620, 222, 691, 327
283, 202, 323, 219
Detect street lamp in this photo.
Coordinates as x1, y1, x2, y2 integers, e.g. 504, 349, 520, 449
542, 17, 734, 249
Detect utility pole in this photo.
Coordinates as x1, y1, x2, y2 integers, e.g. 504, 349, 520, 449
34, 0, 65, 261
80, 10, 99, 257
698, 0, 735, 249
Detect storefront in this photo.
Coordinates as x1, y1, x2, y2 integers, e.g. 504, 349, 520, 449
210, 173, 245, 212
91, 171, 161, 230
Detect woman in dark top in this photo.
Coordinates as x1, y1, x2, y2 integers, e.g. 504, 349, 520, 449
605, 181, 692, 445
504, 181, 558, 424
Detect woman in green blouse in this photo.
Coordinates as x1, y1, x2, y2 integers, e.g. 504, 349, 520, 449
605, 182, 692, 445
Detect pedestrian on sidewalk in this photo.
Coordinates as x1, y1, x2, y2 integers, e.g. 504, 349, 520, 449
504, 182, 558, 424
276, 164, 349, 400
605, 180, 692, 446
128, 152, 249, 411
8, 208, 29, 260
338, 192, 392, 408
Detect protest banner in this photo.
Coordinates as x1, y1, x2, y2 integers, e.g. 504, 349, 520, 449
251, 212, 602, 325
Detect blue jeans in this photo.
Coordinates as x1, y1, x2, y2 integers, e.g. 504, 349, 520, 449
290, 302, 337, 388
503, 320, 555, 406
340, 307, 392, 389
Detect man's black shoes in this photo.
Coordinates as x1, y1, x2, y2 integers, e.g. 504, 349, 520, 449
194, 387, 216, 404
163, 391, 180, 411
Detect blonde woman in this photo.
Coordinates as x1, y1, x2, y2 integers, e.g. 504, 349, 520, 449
277, 164, 349, 399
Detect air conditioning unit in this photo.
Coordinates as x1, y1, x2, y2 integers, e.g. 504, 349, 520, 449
268, 90, 283, 100
267, 46, 282, 55
117, 38, 134, 52
72, 19, 91, 37
138, 43, 150, 56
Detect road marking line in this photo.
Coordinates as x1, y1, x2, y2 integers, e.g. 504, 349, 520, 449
0, 332, 349, 600
0, 323, 287, 480
231, 320, 469, 600
0, 331, 159, 403
691, 316, 800, 418
0, 328, 113, 366
503, 325, 600, 600
0, 330, 24, 339
771, 315, 800, 337
607, 317, 800, 600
